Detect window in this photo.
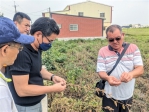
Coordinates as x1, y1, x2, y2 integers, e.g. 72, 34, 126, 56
100, 13, 105, 18
69, 24, 78, 31
78, 12, 83, 16
57, 24, 62, 29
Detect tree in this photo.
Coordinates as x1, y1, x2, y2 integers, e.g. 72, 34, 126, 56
129, 24, 132, 27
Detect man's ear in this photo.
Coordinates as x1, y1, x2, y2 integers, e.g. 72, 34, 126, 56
14, 21, 18, 26
34, 31, 43, 40
122, 33, 125, 36
1, 45, 8, 56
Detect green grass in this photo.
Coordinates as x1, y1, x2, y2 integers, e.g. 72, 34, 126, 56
42, 28, 149, 112
123, 28, 149, 36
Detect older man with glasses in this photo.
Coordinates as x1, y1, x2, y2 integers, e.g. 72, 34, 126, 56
0, 17, 34, 112
96, 25, 144, 112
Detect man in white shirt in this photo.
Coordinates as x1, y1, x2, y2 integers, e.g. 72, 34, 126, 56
96, 25, 144, 112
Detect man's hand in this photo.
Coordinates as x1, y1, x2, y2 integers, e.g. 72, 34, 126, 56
52, 76, 66, 86
107, 76, 121, 86
120, 72, 133, 83
52, 82, 66, 92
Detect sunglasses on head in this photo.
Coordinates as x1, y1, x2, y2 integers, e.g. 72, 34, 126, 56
108, 37, 121, 42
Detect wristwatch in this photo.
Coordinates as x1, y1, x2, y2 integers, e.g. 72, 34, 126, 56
51, 74, 55, 81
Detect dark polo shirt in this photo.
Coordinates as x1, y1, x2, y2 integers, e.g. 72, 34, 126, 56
5, 44, 45, 106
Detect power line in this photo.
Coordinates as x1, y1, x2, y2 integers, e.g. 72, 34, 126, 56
26, 8, 48, 14
28, 14, 42, 16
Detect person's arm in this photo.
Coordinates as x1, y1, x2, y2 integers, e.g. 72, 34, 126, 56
40, 68, 66, 85
120, 65, 144, 83
98, 71, 121, 86
40, 68, 53, 80
120, 44, 144, 83
8, 48, 65, 97
130, 65, 144, 78
97, 48, 121, 86
12, 74, 66, 97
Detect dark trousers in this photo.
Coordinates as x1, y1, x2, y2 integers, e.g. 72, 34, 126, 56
102, 95, 132, 112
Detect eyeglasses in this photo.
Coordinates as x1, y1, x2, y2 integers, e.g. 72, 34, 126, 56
42, 34, 53, 43
0, 43, 23, 51
45, 36, 53, 43
108, 37, 121, 42
9, 44, 23, 51
0, 44, 6, 49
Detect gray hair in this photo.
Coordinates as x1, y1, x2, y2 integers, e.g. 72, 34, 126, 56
106, 24, 122, 35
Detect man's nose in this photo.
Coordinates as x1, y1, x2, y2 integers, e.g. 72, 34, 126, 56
113, 39, 117, 43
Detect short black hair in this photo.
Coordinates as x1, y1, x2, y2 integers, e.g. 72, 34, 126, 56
30, 17, 60, 36
106, 24, 122, 35
13, 12, 31, 23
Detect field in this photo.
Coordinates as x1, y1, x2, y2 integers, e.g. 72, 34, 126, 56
42, 28, 149, 112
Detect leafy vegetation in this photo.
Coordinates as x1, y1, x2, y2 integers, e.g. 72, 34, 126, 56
42, 28, 149, 112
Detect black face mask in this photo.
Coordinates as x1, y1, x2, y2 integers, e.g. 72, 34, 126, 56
39, 42, 52, 51
37, 36, 52, 51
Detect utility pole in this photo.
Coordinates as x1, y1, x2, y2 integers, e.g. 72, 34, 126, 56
13, 1, 18, 13
49, 7, 51, 18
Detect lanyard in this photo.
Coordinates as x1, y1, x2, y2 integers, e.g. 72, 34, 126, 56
0, 73, 12, 82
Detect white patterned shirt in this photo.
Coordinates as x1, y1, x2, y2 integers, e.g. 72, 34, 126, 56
96, 43, 143, 100
0, 71, 18, 112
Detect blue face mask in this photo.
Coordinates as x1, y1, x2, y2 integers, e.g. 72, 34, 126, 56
39, 43, 52, 51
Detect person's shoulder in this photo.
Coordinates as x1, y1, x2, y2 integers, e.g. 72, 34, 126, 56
126, 43, 140, 53
17, 45, 31, 58
22, 44, 31, 53
129, 43, 138, 47
129, 43, 139, 49
99, 45, 109, 51
10, 45, 32, 65
98, 46, 109, 56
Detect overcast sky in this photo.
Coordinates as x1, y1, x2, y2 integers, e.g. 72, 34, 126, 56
0, 0, 149, 26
